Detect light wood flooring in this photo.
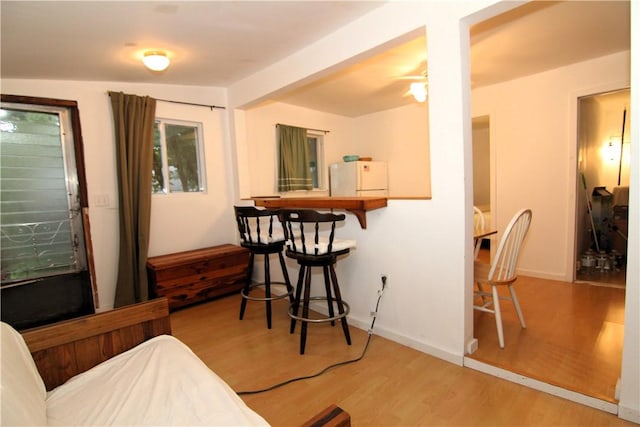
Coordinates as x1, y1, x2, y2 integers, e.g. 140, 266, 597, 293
471, 250, 626, 403
170, 292, 633, 426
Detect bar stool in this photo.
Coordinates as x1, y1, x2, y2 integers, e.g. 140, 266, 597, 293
278, 209, 356, 354
234, 206, 294, 329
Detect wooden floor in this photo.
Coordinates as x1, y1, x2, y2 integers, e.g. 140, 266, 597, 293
170, 292, 633, 426
470, 250, 626, 403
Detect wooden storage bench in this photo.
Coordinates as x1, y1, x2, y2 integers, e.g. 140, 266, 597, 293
147, 244, 250, 310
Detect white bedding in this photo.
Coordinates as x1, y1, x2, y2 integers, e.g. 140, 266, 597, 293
45, 335, 269, 426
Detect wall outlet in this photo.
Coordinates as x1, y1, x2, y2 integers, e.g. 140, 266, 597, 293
380, 273, 389, 289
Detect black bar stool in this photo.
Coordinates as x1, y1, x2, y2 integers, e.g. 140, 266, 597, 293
234, 206, 294, 329
278, 209, 356, 354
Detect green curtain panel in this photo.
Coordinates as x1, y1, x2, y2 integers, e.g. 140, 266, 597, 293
277, 125, 312, 192
109, 91, 156, 307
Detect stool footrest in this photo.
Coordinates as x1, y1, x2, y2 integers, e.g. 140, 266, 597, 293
289, 297, 350, 323
241, 282, 293, 302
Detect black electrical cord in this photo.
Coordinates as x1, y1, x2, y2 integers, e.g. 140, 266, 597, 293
236, 279, 386, 396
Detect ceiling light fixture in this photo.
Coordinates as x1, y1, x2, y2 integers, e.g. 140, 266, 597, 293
142, 51, 170, 71
410, 82, 427, 103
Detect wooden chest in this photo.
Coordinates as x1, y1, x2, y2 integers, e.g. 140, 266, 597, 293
147, 244, 250, 310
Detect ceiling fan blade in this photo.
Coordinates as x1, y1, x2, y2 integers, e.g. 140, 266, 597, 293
396, 75, 426, 80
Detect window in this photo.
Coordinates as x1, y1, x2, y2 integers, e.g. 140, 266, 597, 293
306, 132, 324, 189
0, 102, 87, 283
276, 125, 325, 192
152, 118, 205, 194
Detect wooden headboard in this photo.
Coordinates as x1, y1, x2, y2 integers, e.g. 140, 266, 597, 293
21, 298, 171, 390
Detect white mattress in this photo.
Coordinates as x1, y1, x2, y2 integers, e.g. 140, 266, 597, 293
46, 335, 269, 426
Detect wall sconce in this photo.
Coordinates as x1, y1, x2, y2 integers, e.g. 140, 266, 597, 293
410, 82, 427, 103
142, 51, 170, 72
603, 137, 621, 162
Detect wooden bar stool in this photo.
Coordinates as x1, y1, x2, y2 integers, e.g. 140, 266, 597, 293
278, 209, 356, 354
234, 206, 294, 329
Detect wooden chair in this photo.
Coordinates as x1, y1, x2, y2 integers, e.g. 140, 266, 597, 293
234, 206, 293, 329
473, 206, 487, 259
474, 208, 532, 348
278, 209, 356, 354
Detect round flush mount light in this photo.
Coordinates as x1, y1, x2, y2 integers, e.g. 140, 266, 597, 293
142, 51, 170, 71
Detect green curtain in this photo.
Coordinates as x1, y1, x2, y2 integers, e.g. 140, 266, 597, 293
108, 92, 156, 307
277, 125, 312, 191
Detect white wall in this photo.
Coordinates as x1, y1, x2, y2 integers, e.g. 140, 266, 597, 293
227, 0, 639, 421
1, 79, 235, 310
619, 1, 640, 421
149, 102, 238, 256
472, 51, 630, 282
229, 0, 501, 363
239, 48, 632, 362
3, 0, 637, 421
243, 102, 355, 197
243, 101, 431, 198
355, 103, 431, 197
472, 119, 491, 208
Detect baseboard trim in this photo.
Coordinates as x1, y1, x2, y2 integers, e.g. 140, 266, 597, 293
302, 297, 464, 366
618, 403, 640, 424
517, 267, 568, 282
348, 316, 464, 366
463, 357, 619, 414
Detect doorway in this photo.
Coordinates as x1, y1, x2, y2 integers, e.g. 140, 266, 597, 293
472, 115, 491, 240
0, 95, 95, 329
575, 89, 630, 287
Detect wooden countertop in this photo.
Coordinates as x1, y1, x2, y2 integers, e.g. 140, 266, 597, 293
252, 197, 387, 229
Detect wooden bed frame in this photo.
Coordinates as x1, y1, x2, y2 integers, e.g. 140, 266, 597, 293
21, 298, 171, 391
19, 297, 350, 426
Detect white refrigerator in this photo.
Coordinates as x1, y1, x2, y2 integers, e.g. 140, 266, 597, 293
329, 161, 388, 196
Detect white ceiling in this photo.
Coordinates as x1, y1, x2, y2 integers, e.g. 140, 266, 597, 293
1, 1, 630, 117
0, 1, 383, 85
278, 1, 630, 116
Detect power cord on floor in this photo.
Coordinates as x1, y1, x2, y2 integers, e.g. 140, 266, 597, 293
236, 276, 388, 395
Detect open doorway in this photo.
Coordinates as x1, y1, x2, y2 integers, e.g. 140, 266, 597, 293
575, 89, 630, 287
467, 1, 629, 402
473, 115, 491, 235
472, 115, 492, 261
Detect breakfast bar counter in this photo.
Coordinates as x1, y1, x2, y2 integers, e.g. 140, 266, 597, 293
252, 197, 387, 229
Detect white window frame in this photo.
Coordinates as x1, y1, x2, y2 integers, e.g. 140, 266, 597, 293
153, 118, 206, 195
307, 131, 326, 191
